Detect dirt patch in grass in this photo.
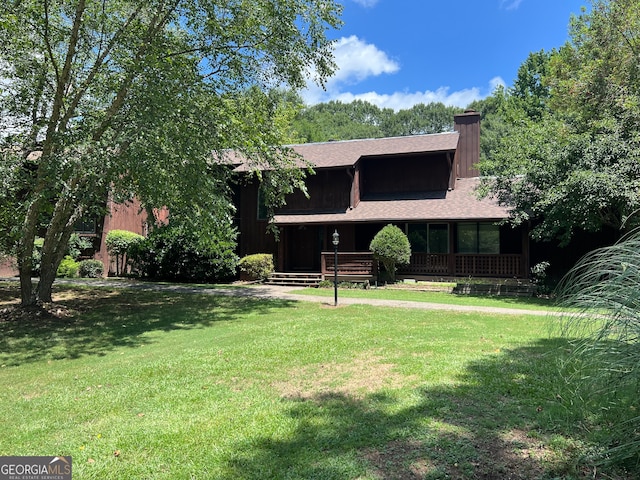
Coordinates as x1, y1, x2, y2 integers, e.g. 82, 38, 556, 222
273, 351, 415, 400
0, 286, 121, 325
363, 439, 437, 480
361, 429, 563, 480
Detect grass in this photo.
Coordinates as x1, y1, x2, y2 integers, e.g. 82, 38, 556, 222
0, 282, 628, 479
292, 285, 560, 311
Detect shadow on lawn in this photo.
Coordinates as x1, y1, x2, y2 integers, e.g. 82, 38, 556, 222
224, 338, 624, 480
0, 284, 296, 367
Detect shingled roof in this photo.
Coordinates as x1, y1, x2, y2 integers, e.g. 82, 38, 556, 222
273, 177, 509, 224
233, 131, 459, 171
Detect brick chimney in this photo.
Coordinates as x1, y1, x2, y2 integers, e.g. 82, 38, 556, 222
453, 109, 481, 179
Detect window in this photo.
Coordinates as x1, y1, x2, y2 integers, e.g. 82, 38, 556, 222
456, 222, 499, 254
74, 217, 97, 234
408, 223, 449, 253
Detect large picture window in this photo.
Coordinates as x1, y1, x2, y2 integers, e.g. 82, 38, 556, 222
408, 223, 449, 253
456, 222, 499, 254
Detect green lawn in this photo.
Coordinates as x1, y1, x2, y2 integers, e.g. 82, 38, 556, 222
292, 285, 561, 311
0, 284, 624, 479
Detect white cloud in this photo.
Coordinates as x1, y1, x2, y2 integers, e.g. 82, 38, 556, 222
351, 0, 379, 7
302, 35, 399, 105
500, 0, 523, 10
331, 35, 400, 84
302, 77, 505, 111
300, 35, 505, 110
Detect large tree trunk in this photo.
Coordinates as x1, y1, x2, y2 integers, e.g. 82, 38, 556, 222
18, 195, 46, 306
19, 267, 35, 306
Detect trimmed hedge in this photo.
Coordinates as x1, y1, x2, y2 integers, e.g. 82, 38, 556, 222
238, 254, 274, 281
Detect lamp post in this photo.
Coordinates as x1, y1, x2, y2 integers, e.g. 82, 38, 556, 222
332, 229, 340, 306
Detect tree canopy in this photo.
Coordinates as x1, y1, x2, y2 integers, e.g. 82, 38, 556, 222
290, 99, 462, 143
478, 0, 640, 245
0, 0, 341, 305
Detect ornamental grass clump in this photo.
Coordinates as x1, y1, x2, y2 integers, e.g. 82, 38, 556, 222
556, 228, 640, 468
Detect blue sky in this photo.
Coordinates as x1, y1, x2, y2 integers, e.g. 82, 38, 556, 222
301, 0, 590, 110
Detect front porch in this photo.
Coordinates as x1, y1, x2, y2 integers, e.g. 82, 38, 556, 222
320, 251, 526, 279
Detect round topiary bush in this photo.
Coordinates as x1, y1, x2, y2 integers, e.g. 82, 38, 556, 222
369, 224, 411, 282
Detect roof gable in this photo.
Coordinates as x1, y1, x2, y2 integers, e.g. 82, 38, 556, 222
233, 132, 459, 171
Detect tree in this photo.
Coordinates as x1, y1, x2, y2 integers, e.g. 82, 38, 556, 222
105, 230, 144, 276
369, 224, 411, 282
478, 2, 640, 245
380, 102, 462, 137
0, 0, 341, 305
292, 100, 386, 142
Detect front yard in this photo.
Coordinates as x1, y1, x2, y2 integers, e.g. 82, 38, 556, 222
0, 283, 628, 479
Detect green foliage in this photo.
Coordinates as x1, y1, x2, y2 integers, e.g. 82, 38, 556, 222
318, 280, 368, 289
31, 238, 44, 276
238, 254, 274, 281
128, 224, 238, 283
556, 227, 640, 467
290, 100, 462, 143
105, 230, 144, 276
67, 234, 92, 261
56, 256, 79, 278
1, 0, 341, 305
78, 259, 104, 278
369, 224, 411, 282
478, 3, 640, 245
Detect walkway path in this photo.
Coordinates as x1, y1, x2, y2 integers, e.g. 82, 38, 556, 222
3, 278, 557, 317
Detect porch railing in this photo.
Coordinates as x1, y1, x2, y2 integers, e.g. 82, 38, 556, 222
321, 252, 524, 278
398, 253, 449, 275
453, 254, 522, 277
321, 252, 377, 276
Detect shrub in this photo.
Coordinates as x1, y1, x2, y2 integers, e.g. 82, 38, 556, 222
369, 224, 411, 282
78, 259, 104, 278
238, 254, 274, 281
128, 224, 238, 283
68, 233, 92, 260
57, 255, 79, 278
105, 230, 144, 276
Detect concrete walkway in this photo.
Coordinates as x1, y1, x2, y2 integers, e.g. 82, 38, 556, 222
2, 278, 558, 317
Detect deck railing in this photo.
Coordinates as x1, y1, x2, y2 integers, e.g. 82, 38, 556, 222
321, 252, 377, 276
321, 252, 524, 278
453, 254, 522, 277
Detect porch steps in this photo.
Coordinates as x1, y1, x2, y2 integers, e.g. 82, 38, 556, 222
267, 272, 323, 287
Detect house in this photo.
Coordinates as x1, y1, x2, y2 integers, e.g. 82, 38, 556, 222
234, 110, 530, 281
0, 196, 165, 278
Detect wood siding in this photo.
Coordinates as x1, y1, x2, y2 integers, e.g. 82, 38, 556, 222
278, 169, 351, 213
235, 180, 277, 259
360, 153, 450, 197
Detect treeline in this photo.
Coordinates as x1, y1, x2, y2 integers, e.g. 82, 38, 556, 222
288, 99, 463, 143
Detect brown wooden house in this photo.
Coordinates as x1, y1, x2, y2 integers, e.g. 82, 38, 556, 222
234, 110, 530, 281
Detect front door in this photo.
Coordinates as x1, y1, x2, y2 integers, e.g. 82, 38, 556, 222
288, 226, 320, 271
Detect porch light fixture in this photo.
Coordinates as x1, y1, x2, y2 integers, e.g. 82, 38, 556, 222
332, 229, 339, 306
